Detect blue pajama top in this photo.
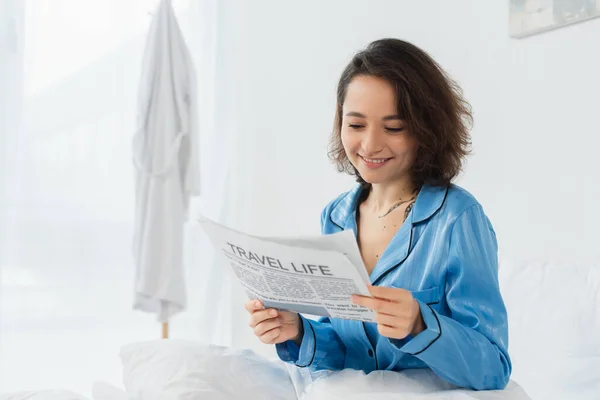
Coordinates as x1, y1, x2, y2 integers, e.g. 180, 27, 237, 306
276, 184, 512, 390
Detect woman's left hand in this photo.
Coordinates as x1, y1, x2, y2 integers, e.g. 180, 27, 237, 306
351, 285, 425, 340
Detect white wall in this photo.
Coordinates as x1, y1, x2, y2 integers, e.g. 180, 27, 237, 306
219, 0, 600, 268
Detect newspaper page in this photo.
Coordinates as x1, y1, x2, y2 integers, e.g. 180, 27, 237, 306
198, 216, 376, 322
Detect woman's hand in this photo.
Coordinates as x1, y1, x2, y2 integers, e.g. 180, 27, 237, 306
351, 285, 425, 340
245, 300, 303, 345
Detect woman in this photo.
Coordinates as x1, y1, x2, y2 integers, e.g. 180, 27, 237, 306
245, 38, 511, 391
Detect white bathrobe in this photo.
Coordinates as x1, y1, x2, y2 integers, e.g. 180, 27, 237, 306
132, 0, 200, 322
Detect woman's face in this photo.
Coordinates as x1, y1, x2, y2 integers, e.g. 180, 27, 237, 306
341, 75, 419, 185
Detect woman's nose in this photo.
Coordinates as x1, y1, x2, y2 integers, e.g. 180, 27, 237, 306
361, 128, 384, 154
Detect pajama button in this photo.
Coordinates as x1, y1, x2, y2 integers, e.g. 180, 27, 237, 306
368, 349, 373, 357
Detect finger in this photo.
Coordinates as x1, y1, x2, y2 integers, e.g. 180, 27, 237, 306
351, 295, 399, 314
368, 285, 411, 302
375, 312, 406, 328
260, 327, 281, 344
377, 323, 407, 339
249, 308, 278, 328
254, 317, 283, 336
377, 324, 402, 339
244, 299, 264, 313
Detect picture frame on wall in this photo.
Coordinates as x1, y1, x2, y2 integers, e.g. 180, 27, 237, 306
510, 0, 600, 38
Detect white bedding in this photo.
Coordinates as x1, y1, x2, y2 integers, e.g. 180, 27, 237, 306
111, 339, 532, 400
91, 382, 127, 400
498, 260, 600, 399
299, 369, 531, 400
0, 390, 89, 400
0, 383, 128, 400
3, 259, 599, 399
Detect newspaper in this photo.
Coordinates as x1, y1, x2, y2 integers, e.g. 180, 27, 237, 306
198, 215, 376, 322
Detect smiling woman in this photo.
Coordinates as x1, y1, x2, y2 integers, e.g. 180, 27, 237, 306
339, 75, 420, 186
329, 39, 472, 189
245, 38, 513, 392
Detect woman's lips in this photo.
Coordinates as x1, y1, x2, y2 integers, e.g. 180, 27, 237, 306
359, 155, 392, 169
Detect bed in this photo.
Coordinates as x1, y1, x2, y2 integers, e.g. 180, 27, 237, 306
1, 259, 598, 399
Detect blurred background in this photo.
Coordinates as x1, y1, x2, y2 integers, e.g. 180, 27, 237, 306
1, 0, 599, 397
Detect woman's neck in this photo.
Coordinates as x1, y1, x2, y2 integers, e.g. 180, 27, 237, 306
364, 177, 417, 215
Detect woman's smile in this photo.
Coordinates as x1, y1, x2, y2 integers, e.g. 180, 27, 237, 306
359, 155, 393, 169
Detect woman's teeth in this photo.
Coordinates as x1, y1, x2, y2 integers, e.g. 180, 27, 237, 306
362, 157, 388, 163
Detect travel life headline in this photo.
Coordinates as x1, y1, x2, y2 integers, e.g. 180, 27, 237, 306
225, 242, 334, 276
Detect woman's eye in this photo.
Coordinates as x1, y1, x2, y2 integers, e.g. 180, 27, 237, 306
386, 127, 405, 133
348, 124, 364, 129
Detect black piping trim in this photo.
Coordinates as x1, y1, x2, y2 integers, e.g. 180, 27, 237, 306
413, 185, 449, 225
296, 321, 317, 368
410, 304, 442, 356
330, 214, 343, 230
426, 301, 440, 305
332, 184, 449, 231
372, 226, 414, 286
372, 185, 450, 286
328, 185, 369, 230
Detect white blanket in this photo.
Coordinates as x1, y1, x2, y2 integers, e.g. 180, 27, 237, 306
116, 339, 531, 400
0, 390, 88, 400
293, 368, 531, 400
0, 340, 532, 400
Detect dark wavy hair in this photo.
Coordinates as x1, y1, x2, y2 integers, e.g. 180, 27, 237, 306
328, 38, 472, 187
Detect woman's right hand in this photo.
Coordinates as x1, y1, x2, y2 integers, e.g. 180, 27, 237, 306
245, 300, 303, 345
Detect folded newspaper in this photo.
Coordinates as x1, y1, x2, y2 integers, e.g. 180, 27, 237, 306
198, 215, 376, 322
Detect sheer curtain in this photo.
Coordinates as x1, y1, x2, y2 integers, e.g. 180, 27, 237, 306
0, 0, 239, 395
0, 1, 24, 274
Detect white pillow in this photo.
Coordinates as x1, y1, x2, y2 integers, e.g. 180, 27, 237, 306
119, 339, 296, 400
499, 260, 600, 400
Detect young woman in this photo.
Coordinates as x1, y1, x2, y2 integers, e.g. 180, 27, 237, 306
245, 38, 511, 391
